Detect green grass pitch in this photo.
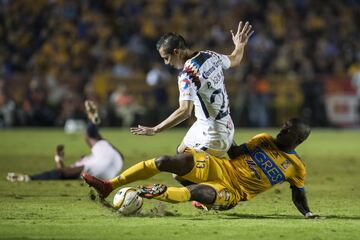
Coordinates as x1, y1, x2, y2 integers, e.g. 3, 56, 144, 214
0, 128, 359, 240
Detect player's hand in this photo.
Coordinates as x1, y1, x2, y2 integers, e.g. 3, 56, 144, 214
230, 21, 254, 49
130, 125, 157, 136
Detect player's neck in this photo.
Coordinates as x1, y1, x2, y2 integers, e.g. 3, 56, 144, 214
275, 141, 295, 153
183, 49, 198, 61
279, 146, 295, 153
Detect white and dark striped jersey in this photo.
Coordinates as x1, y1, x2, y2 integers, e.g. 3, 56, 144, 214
178, 51, 232, 126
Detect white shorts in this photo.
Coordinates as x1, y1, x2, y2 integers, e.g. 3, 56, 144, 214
73, 140, 123, 179
182, 118, 234, 156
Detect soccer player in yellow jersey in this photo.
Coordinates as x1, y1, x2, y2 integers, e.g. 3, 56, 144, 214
83, 118, 318, 218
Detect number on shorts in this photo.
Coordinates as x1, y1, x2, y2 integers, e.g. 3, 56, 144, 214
195, 160, 206, 169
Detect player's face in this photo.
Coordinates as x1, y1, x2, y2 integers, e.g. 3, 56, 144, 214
159, 47, 183, 69
276, 120, 300, 148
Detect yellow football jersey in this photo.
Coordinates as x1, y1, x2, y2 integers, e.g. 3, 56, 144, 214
227, 133, 306, 201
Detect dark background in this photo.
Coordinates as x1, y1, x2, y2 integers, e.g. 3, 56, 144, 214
0, 0, 359, 128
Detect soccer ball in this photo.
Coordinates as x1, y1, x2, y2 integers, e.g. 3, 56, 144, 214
113, 187, 143, 215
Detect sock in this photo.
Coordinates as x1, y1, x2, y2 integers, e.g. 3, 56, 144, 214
155, 187, 191, 203
110, 158, 159, 189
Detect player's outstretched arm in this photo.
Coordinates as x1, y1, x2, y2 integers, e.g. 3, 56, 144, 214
54, 144, 65, 169
130, 100, 194, 136
291, 186, 319, 219
227, 21, 254, 68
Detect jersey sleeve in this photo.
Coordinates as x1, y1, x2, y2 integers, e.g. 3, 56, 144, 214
207, 51, 231, 70
218, 53, 231, 70
249, 133, 273, 142
178, 71, 197, 102
287, 165, 306, 188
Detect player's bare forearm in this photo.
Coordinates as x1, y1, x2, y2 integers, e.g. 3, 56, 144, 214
54, 145, 65, 169
228, 47, 245, 67
291, 186, 318, 218
130, 101, 193, 136
153, 106, 192, 133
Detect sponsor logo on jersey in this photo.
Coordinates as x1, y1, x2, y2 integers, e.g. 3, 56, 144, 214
242, 144, 285, 185
281, 159, 291, 170
180, 79, 191, 90
251, 147, 285, 185
202, 59, 222, 79
245, 159, 262, 180
218, 188, 231, 201
202, 66, 215, 79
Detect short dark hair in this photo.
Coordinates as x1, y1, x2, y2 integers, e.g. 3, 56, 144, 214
289, 118, 311, 144
156, 33, 188, 54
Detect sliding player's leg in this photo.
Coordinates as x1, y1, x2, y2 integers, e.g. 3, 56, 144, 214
137, 183, 215, 206
82, 153, 195, 198
136, 152, 235, 209
137, 181, 237, 211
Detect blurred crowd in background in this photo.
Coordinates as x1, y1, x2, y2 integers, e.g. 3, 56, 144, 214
0, 0, 359, 128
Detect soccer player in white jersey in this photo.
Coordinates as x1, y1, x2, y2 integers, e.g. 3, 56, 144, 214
7, 101, 124, 182
131, 21, 254, 156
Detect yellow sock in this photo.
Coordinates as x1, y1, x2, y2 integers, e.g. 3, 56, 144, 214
155, 187, 191, 203
110, 158, 159, 189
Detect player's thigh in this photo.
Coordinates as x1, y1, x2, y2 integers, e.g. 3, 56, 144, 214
181, 150, 225, 183
61, 166, 84, 179
200, 181, 238, 211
